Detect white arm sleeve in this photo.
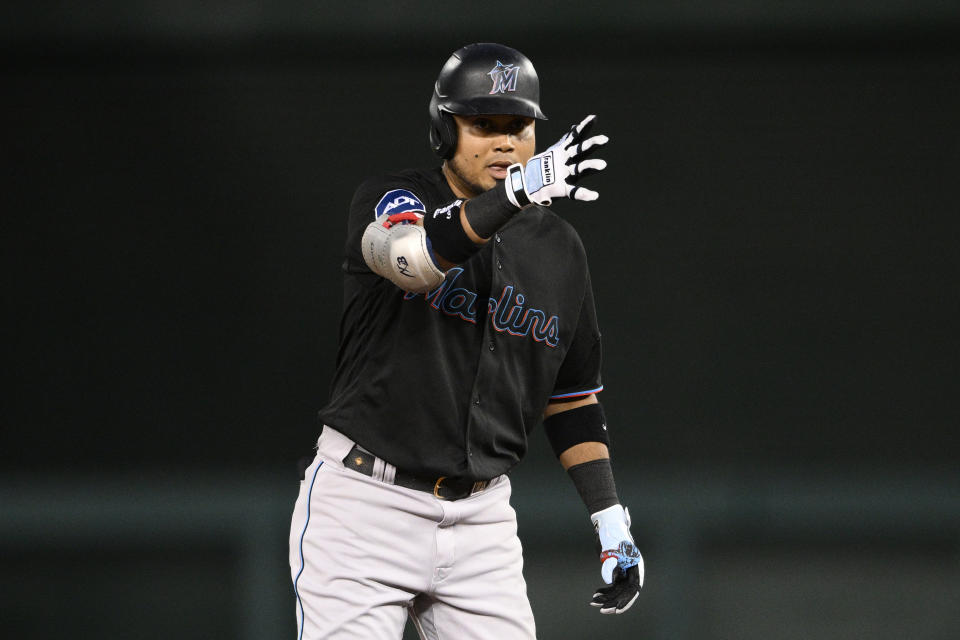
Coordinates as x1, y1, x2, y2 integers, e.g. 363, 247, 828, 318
361, 214, 446, 293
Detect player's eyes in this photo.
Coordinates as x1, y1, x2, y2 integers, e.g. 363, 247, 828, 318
471, 117, 529, 134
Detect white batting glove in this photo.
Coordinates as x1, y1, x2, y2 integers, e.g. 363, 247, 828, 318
505, 114, 609, 207
590, 504, 644, 614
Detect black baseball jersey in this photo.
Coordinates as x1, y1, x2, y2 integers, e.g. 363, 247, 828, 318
318, 167, 603, 481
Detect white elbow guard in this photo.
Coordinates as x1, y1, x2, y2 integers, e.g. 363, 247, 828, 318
361, 214, 446, 293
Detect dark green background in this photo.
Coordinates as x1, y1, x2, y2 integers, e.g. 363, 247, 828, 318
2, 2, 958, 639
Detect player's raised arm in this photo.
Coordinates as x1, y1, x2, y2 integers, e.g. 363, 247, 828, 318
360, 114, 608, 292
423, 114, 609, 263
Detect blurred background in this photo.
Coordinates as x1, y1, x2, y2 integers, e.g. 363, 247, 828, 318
2, 2, 959, 639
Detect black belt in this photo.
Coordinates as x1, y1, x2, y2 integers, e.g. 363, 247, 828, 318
342, 444, 490, 501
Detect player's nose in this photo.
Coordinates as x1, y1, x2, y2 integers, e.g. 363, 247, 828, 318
493, 133, 515, 153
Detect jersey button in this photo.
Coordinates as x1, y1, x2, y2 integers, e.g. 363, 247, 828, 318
473, 395, 481, 405
495, 233, 502, 243
488, 340, 495, 351
497, 259, 502, 270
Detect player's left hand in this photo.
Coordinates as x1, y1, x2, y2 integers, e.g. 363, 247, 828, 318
590, 504, 643, 614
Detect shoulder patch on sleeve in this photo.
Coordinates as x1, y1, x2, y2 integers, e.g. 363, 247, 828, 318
374, 189, 426, 220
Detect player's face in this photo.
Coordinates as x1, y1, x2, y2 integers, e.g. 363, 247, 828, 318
444, 114, 536, 198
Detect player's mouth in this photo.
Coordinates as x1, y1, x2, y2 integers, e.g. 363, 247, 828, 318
486, 161, 512, 180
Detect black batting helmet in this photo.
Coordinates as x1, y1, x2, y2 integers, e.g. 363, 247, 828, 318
429, 43, 548, 159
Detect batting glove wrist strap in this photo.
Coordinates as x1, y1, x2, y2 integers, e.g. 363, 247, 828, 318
504, 164, 532, 208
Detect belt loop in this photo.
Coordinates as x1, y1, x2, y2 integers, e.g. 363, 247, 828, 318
371, 457, 386, 483
382, 460, 397, 485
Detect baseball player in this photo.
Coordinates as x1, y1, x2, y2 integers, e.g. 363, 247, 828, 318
289, 43, 643, 639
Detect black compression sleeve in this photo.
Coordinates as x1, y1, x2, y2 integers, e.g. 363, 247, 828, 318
543, 403, 609, 458
423, 200, 481, 263
567, 458, 620, 514
462, 180, 521, 239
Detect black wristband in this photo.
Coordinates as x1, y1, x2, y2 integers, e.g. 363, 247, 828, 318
462, 179, 521, 239
567, 458, 619, 515
543, 403, 609, 458
423, 199, 482, 264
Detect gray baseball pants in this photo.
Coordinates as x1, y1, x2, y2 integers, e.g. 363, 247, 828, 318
289, 426, 537, 639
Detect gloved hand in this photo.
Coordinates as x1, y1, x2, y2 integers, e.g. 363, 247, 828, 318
505, 114, 608, 207
590, 504, 644, 614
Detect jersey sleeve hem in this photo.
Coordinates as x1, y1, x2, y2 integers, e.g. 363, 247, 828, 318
549, 385, 604, 400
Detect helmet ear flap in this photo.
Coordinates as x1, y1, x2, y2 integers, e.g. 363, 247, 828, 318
430, 109, 457, 159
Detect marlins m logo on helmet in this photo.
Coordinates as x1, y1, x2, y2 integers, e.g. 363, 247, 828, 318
488, 60, 520, 94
